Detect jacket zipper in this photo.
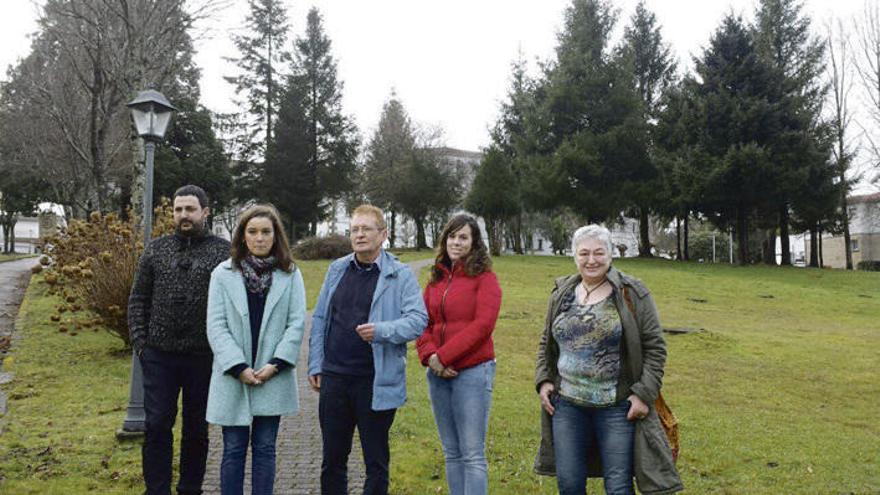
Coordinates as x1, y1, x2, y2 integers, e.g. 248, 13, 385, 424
438, 271, 454, 345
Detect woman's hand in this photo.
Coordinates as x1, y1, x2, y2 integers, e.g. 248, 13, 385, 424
626, 394, 649, 421
539, 382, 556, 415
440, 367, 458, 378
238, 367, 262, 386
254, 364, 279, 382
428, 353, 445, 375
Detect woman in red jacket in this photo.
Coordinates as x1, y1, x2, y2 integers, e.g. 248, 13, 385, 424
416, 213, 502, 495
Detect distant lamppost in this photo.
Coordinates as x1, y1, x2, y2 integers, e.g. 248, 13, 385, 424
118, 88, 177, 437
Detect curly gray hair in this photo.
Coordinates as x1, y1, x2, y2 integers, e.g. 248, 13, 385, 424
571, 224, 613, 257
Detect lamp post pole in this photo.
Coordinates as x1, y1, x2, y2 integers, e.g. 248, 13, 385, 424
118, 89, 176, 438
143, 141, 156, 245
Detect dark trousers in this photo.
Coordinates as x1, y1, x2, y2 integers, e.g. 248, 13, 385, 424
319, 373, 397, 495
140, 346, 212, 495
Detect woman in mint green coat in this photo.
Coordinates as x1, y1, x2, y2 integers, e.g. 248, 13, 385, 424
206, 204, 306, 495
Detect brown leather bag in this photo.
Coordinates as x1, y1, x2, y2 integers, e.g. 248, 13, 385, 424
622, 286, 681, 463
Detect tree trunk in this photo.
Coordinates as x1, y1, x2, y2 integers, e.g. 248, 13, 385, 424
683, 213, 690, 261
779, 204, 791, 266
2, 222, 9, 253
389, 210, 396, 248
762, 228, 776, 265
841, 189, 853, 270
675, 217, 682, 261
512, 214, 524, 254
638, 207, 652, 257
736, 207, 748, 266
808, 225, 819, 267
818, 226, 824, 268
415, 216, 427, 250
488, 218, 502, 256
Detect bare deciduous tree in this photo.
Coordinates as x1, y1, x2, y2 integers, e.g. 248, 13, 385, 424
827, 18, 859, 269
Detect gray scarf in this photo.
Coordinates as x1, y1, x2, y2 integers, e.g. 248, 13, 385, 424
241, 254, 276, 295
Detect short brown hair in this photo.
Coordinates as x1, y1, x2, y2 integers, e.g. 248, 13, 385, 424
351, 204, 387, 230
230, 204, 295, 273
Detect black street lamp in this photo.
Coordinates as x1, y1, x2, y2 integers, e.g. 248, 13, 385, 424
118, 88, 177, 437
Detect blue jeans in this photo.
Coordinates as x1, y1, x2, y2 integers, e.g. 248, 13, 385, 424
220, 416, 281, 495
552, 397, 635, 495
427, 360, 495, 495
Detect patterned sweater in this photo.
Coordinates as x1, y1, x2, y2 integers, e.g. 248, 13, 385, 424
128, 231, 230, 354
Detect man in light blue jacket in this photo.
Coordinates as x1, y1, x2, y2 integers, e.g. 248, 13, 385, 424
308, 204, 428, 495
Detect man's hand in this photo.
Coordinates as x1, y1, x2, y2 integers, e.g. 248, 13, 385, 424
238, 368, 262, 386
254, 364, 279, 382
308, 374, 321, 392
355, 323, 375, 342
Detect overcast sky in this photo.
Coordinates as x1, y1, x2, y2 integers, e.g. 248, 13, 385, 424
0, 0, 871, 165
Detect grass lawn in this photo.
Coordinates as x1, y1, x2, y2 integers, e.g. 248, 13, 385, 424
0, 256, 877, 493
389, 256, 880, 494
387, 249, 435, 264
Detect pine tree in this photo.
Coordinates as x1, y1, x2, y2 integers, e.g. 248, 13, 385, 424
263, 81, 313, 241
620, 1, 676, 256
486, 54, 532, 253
282, 7, 359, 235
538, 0, 644, 223
465, 146, 520, 256
363, 93, 416, 248
225, 0, 291, 162
692, 14, 781, 264
753, 0, 827, 265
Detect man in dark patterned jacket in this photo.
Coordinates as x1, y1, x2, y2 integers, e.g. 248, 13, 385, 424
128, 185, 230, 495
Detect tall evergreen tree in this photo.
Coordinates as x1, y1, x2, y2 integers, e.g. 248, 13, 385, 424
620, 0, 676, 256
153, 100, 233, 225
275, 7, 359, 236
465, 146, 520, 256
753, 0, 827, 265
363, 93, 416, 248
692, 15, 781, 265
263, 81, 312, 240
485, 54, 532, 253
655, 79, 706, 261
538, 0, 644, 223
225, 0, 290, 162
396, 140, 461, 250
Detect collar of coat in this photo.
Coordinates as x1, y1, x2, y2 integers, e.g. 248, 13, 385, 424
216, 259, 295, 318
339, 250, 403, 279
552, 266, 649, 298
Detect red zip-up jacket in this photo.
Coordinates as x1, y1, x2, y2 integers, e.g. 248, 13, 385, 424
416, 262, 502, 370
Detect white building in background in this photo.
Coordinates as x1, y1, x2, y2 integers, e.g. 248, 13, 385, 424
805, 192, 880, 268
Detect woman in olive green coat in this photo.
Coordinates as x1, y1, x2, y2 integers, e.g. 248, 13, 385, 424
534, 224, 682, 495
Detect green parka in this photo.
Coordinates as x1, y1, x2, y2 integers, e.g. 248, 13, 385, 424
534, 267, 683, 495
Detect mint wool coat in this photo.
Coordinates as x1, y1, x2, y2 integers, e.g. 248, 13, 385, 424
206, 259, 306, 426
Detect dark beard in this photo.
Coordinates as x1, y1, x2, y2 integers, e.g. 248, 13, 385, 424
175, 220, 206, 237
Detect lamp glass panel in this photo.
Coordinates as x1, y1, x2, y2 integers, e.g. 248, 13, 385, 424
152, 111, 172, 139
131, 108, 152, 137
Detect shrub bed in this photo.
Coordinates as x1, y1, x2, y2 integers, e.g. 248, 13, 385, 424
292, 235, 352, 260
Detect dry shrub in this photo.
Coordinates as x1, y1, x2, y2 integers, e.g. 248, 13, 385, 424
291, 235, 353, 260
42, 199, 175, 347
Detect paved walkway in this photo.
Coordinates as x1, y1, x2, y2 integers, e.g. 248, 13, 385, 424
202, 258, 433, 494
0, 257, 38, 418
